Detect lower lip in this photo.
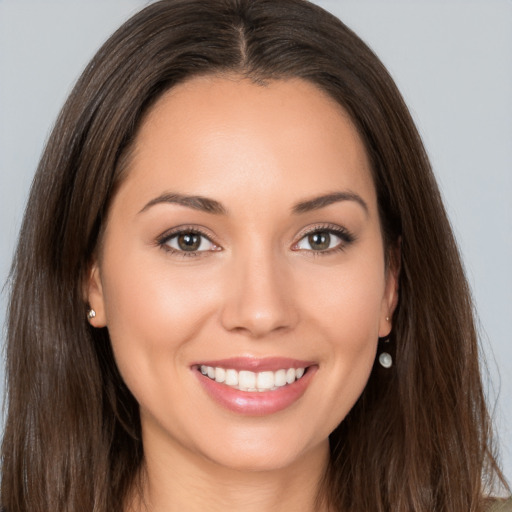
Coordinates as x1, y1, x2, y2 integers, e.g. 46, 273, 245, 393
195, 367, 317, 416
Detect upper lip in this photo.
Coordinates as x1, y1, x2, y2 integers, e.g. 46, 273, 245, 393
192, 357, 316, 372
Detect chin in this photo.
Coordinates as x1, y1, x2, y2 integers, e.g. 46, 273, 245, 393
193, 427, 329, 474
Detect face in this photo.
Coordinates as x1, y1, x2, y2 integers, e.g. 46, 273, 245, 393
87, 76, 398, 473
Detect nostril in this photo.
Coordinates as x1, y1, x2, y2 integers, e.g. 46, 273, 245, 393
218, 259, 299, 337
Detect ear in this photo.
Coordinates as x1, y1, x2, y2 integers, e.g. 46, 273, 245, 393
378, 240, 400, 338
85, 259, 107, 328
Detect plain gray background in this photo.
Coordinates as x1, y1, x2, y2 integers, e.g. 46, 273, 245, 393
1, 0, 511, 486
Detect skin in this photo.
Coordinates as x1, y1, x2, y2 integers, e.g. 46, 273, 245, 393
87, 75, 399, 512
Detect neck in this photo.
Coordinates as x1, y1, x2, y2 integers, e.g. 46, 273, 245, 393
127, 432, 331, 512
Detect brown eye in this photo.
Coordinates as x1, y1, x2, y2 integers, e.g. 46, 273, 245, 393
294, 227, 351, 253
177, 233, 201, 251
307, 232, 331, 251
163, 231, 217, 253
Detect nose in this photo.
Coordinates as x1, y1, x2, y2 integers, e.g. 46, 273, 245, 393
220, 248, 298, 338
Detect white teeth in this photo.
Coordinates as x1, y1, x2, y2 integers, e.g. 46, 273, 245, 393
238, 370, 256, 390
214, 367, 226, 383
257, 371, 274, 390
225, 369, 238, 386
274, 369, 287, 387
199, 365, 307, 392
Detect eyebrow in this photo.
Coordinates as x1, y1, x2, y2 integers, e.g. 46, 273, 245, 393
138, 192, 227, 215
292, 191, 368, 215
138, 190, 368, 216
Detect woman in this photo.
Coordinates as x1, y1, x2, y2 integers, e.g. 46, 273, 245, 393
1, 0, 510, 511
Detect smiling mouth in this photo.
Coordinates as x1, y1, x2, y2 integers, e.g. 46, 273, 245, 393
198, 365, 307, 392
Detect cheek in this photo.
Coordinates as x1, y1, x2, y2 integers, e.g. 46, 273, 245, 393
299, 255, 386, 341
294, 253, 385, 415
99, 250, 222, 381
323, 270, 383, 373
104, 249, 218, 323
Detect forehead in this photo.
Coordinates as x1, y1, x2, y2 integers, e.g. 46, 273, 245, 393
119, 75, 376, 215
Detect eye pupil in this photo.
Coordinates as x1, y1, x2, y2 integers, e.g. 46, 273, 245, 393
308, 232, 330, 250
178, 233, 200, 251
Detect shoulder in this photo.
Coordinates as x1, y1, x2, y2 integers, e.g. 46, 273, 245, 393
486, 498, 512, 512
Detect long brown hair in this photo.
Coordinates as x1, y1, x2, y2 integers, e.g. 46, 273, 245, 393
2, 1, 508, 510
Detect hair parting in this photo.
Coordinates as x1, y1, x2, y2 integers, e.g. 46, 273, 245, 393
2, 1, 508, 511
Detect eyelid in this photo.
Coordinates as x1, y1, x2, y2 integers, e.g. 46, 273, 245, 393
156, 225, 222, 255
154, 222, 354, 256
291, 223, 356, 252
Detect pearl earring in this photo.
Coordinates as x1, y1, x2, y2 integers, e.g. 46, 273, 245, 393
378, 316, 392, 368
87, 309, 96, 320
379, 352, 392, 368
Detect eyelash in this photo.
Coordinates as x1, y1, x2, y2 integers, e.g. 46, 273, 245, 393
292, 224, 356, 256
156, 226, 219, 258
156, 224, 355, 258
